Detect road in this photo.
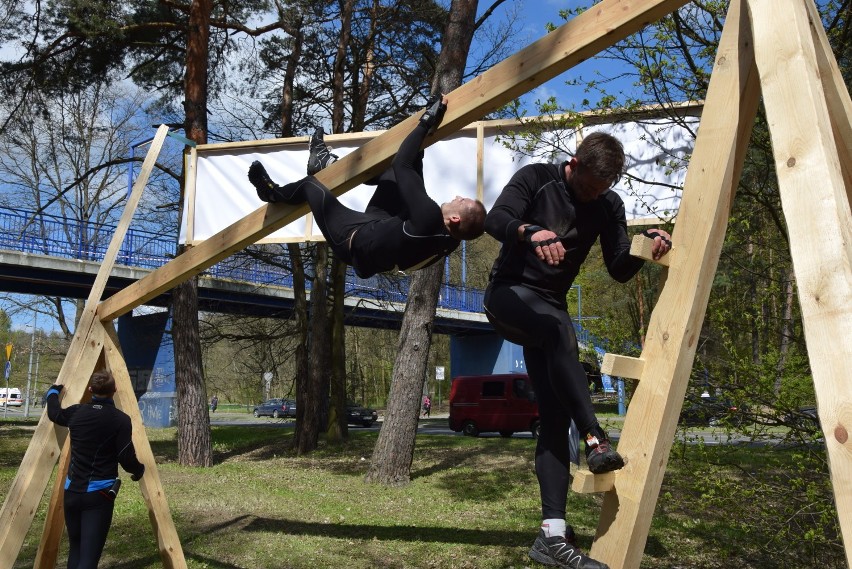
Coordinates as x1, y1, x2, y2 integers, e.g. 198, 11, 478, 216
2, 406, 762, 446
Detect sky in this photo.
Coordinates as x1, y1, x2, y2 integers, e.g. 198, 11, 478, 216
491, 0, 637, 112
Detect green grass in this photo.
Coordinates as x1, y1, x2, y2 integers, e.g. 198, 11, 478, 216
0, 422, 844, 568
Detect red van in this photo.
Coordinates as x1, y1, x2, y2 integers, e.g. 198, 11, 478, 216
448, 373, 540, 438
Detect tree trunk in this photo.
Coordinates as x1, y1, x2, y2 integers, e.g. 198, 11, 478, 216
173, 276, 211, 466
173, 0, 212, 467
294, 244, 331, 454
774, 267, 796, 397
289, 243, 311, 450
365, 263, 443, 485
327, 258, 349, 442
365, 0, 479, 486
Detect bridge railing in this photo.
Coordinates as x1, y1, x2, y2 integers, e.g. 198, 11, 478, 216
0, 206, 484, 313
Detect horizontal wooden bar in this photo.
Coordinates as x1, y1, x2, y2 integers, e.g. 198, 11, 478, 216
572, 470, 616, 493
630, 234, 672, 267
601, 353, 645, 380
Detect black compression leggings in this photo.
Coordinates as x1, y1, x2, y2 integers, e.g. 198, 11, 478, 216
275, 123, 436, 263
275, 176, 371, 263
64, 490, 115, 569
483, 282, 598, 520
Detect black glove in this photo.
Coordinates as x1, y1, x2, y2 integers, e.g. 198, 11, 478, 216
641, 228, 672, 247
46, 384, 63, 397
131, 464, 145, 481
419, 95, 447, 133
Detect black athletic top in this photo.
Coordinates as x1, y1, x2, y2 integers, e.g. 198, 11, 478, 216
348, 126, 460, 279
349, 214, 460, 278
46, 389, 144, 493
485, 161, 644, 298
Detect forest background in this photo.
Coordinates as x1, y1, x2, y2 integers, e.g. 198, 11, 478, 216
0, 0, 849, 559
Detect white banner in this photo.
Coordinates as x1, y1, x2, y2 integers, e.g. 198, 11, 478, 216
182, 114, 698, 244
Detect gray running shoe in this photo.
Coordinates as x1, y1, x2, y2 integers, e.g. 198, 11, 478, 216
528, 529, 609, 569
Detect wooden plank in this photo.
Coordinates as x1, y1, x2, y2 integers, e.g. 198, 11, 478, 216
588, 1, 761, 566
96, 0, 691, 322
601, 354, 645, 380
572, 470, 616, 494
87, 125, 169, 307
183, 147, 198, 246
0, 317, 106, 569
103, 325, 187, 569
748, 0, 852, 563
33, 437, 71, 569
803, 0, 852, 207
630, 234, 671, 267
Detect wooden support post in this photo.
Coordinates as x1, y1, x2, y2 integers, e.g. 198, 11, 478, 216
802, 0, 852, 205
588, 1, 761, 567
748, 0, 852, 563
0, 316, 105, 569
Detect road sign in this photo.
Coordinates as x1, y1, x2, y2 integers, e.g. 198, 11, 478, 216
4, 361, 10, 380
435, 366, 445, 381
5, 343, 11, 361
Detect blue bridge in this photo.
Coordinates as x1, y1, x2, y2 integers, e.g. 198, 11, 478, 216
0, 206, 492, 334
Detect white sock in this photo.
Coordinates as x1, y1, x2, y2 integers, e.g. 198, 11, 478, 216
541, 519, 566, 538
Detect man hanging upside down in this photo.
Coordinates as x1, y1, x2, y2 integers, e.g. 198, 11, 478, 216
247, 97, 486, 279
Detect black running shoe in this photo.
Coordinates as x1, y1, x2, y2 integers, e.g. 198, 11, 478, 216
419, 95, 447, 134
248, 161, 280, 203
584, 427, 624, 474
529, 529, 609, 569
307, 127, 339, 175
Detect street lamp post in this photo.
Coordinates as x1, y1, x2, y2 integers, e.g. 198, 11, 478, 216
24, 311, 37, 418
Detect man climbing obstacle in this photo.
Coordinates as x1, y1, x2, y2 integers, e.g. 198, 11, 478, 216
484, 131, 671, 569
248, 96, 486, 279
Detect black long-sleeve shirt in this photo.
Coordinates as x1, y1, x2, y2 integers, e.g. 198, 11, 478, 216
349, 123, 459, 278
46, 389, 144, 493
485, 161, 644, 298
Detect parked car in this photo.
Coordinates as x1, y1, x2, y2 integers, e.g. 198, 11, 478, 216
253, 398, 296, 419
679, 395, 747, 427
346, 400, 378, 427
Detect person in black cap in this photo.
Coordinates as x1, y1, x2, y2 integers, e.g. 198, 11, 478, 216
46, 371, 145, 569
247, 96, 486, 279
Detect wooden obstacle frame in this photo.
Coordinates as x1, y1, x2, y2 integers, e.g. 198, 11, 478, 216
1, 1, 849, 567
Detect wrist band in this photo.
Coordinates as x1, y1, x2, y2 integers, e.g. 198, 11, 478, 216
523, 225, 545, 243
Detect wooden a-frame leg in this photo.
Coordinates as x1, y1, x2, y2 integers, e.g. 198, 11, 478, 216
587, 1, 761, 567
0, 317, 106, 569
748, 0, 852, 564
103, 324, 187, 569
803, 0, 852, 207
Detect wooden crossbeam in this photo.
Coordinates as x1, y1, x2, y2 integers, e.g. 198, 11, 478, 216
95, 0, 691, 323
747, 0, 852, 563
588, 1, 761, 566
